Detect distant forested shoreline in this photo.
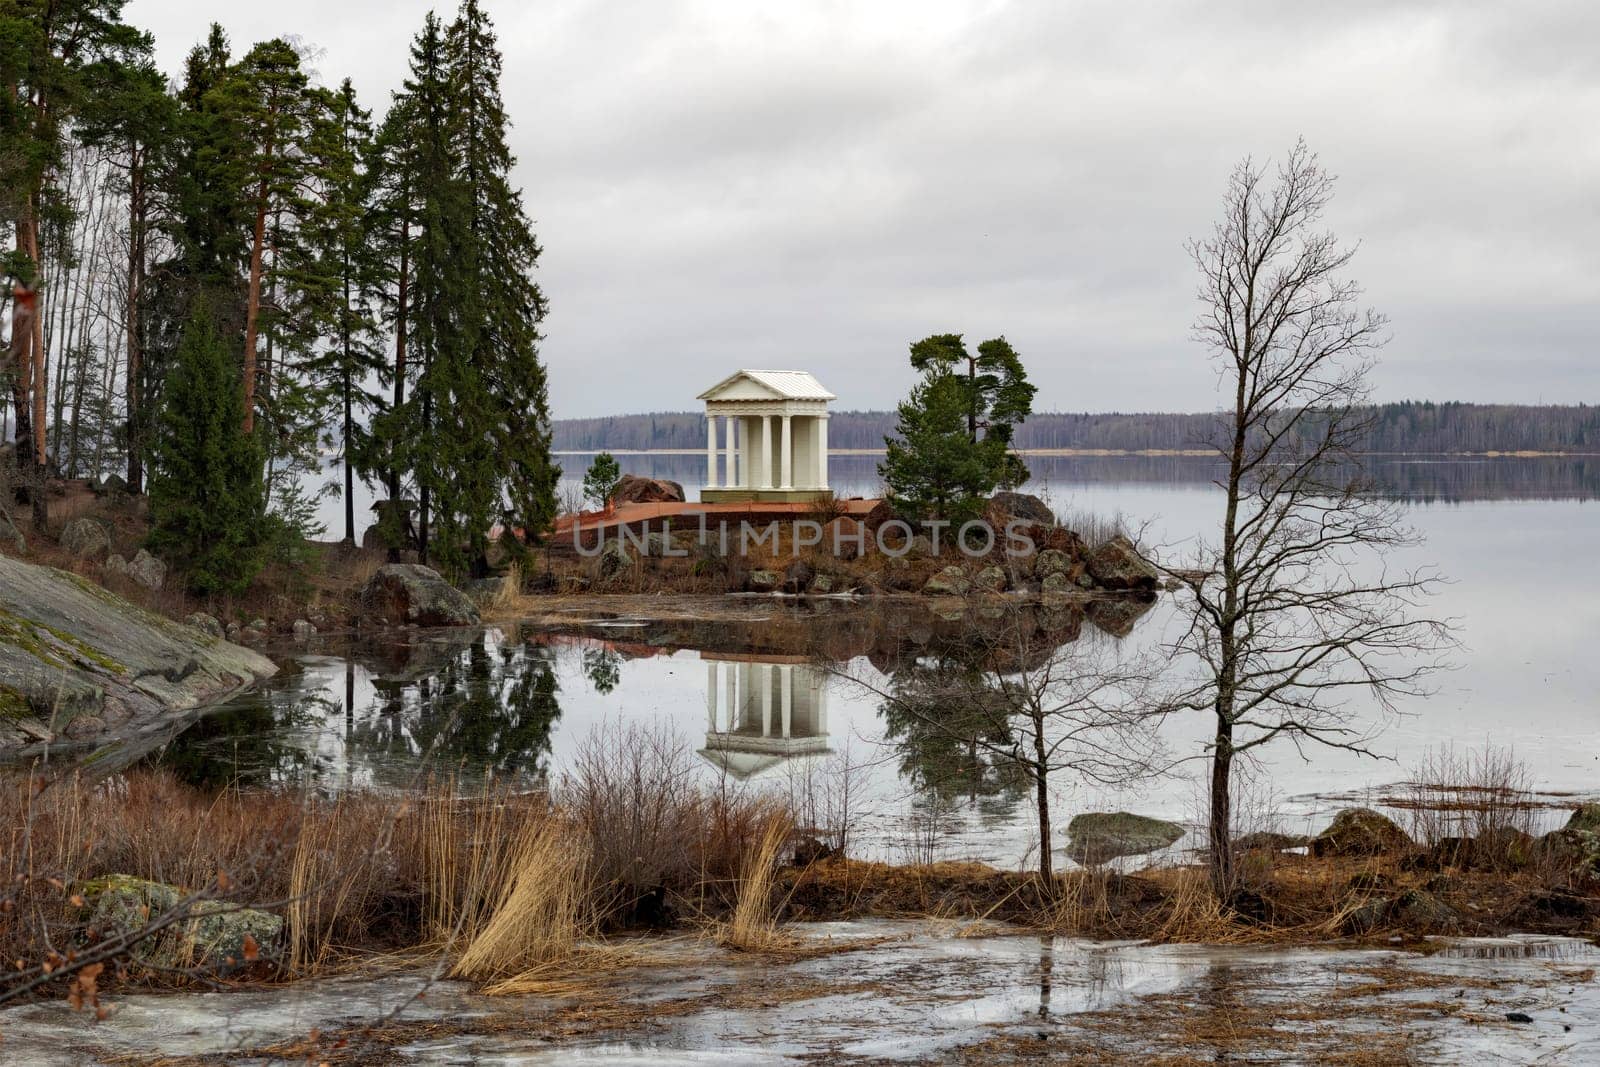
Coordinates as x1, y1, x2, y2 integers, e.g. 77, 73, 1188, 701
554, 402, 1600, 455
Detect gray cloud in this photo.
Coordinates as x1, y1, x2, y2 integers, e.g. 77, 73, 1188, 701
130, 0, 1600, 416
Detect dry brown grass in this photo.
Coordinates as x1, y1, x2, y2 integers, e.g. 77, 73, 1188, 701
716, 816, 796, 953
450, 816, 591, 981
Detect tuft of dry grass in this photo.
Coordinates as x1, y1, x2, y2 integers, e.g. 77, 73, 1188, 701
717, 816, 796, 953
450, 816, 591, 981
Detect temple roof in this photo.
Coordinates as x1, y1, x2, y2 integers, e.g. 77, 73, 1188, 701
697, 369, 836, 402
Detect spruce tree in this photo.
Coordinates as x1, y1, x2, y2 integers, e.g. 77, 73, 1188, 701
881, 371, 1002, 524
147, 295, 266, 596
303, 78, 382, 544
371, 2, 559, 577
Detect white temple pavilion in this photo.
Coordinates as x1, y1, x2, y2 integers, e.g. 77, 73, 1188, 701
698, 370, 835, 503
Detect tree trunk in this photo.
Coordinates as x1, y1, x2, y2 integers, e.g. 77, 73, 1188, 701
125, 145, 145, 493
29, 217, 46, 470
1032, 707, 1054, 891
342, 325, 354, 544
387, 217, 409, 562
241, 178, 268, 435
1208, 712, 1234, 899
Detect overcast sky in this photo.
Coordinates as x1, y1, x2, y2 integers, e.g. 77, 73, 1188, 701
129, 0, 1599, 418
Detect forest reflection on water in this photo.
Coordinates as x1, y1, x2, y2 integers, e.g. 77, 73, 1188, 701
154, 597, 1152, 866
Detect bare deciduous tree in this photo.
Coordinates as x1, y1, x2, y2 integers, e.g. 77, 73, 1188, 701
1169, 140, 1454, 899
834, 602, 1164, 888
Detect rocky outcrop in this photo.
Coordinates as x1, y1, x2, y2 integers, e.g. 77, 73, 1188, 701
988, 491, 1055, 526
613, 474, 686, 505
59, 517, 111, 561
1085, 535, 1160, 591
1312, 808, 1411, 857
1066, 811, 1186, 865
0, 554, 274, 751
358, 564, 480, 627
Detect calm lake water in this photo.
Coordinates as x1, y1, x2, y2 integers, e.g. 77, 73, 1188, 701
221, 455, 1598, 869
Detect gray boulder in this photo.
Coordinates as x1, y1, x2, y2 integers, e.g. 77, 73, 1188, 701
747, 569, 783, 593
1040, 571, 1072, 595
974, 565, 1007, 592
922, 566, 972, 596
1066, 812, 1186, 865
808, 572, 836, 595
1034, 548, 1074, 578
595, 540, 632, 581
185, 613, 225, 641
1234, 831, 1311, 853
0, 554, 274, 750
292, 619, 317, 642
59, 517, 111, 561
359, 564, 480, 628
126, 549, 168, 591
1085, 535, 1160, 591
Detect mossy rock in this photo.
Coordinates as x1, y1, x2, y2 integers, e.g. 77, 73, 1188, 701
1311, 808, 1411, 858
1566, 803, 1600, 835
922, 566, 971, 596
1066, 811, 1185, 865
82, 874, 283, 970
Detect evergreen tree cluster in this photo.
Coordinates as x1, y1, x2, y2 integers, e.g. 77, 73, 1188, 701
880, 333, 1037, 523
0, 0, 559, 592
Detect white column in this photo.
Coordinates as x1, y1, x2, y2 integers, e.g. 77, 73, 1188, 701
780, 415, 793, 490
706, 414, 718, 488
723, 415, 738, 488
761, 665, 773, 737
780, 664, 793, 738
816, 415, 829, 490
725, 660, 737, 729
760, 415, 773, 489
706, 661, 718, 729
740, 417, 753, 489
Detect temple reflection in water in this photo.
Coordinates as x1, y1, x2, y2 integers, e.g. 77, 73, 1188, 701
700, 654, 831, 780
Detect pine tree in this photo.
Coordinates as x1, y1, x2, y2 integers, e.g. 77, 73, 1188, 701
582, 452, 621, 510
147, 294, 266, 596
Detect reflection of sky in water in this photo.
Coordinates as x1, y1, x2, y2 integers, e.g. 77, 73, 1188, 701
186, 476, 1600, 870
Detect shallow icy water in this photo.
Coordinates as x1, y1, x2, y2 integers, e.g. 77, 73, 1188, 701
2, 926, 1595, 1065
